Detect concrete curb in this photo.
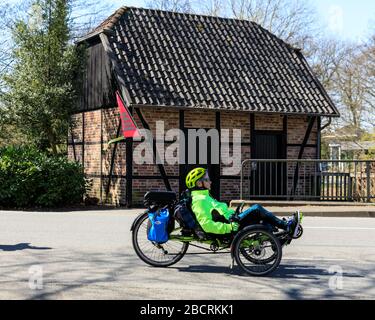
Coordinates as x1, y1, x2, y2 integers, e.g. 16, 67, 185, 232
230, 200, 375, 218
230, 200, 375, 207
271, 211, 375, 218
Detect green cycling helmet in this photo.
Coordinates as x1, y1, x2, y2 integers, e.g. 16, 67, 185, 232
185, 167, 207, 189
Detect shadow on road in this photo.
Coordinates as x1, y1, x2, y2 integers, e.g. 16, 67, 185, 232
273, 264, 364, 280
0, 243, 52, 251
171, 262, 371, 299
171, 264, 243, 276
172, 263, 365, 281
7, 248, 369, 300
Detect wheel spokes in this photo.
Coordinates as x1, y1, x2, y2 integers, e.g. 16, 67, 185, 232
237, 230, 281, 274
135, 216, 187, 264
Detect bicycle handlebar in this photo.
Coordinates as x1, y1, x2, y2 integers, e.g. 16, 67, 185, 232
230, 202, 245, 223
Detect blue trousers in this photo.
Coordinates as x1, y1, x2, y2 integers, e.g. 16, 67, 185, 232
238, 204, 288, 230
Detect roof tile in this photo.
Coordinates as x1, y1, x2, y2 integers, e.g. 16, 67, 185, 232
85, 7, 339, 116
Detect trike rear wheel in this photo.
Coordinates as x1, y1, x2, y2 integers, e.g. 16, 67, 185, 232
132, 212, 189, 267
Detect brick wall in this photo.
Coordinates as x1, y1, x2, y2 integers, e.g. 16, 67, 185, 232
255, 113, 284, 131
221, 111, 250, 143
287, 115, 318, 145
68, 108, 319, 206
184, 110, 216, 129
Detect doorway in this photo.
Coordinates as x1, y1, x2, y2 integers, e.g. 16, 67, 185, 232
179, 129, 220, 199
251, 132, 286, 199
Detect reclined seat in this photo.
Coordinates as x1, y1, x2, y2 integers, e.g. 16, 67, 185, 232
173, 190, 206, 239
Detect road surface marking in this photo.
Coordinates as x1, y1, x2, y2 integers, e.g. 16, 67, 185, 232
282, 258, 375, 265
283, 257, 346, 261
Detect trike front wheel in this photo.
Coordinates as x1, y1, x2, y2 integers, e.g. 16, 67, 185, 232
233, 226, 282, 276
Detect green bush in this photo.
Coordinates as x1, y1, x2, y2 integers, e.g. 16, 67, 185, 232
0, 146, 86, 208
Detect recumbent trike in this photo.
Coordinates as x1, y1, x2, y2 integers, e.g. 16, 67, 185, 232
131, 191, 303, 276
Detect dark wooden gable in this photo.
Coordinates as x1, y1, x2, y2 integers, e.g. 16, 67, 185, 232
78, 38, 116, 112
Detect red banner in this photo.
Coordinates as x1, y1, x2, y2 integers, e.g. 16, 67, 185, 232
116, 91, 140, 138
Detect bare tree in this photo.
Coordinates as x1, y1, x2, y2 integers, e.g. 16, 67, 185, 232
362, 34, 375, 106
0, 0, 112, 73
198, 0, 226, 17
309, 38, 349, 91
0, 1, 32, 92
333, 45, 370, 130
145, 0, 194, 13
69, 0, 115, 40
358, 34, 375, 129
229, 0, 318, 50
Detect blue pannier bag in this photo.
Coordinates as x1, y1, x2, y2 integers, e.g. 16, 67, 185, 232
147, 208, 170, 244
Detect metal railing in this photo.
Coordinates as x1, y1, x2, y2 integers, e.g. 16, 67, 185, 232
240, 159, 375, 202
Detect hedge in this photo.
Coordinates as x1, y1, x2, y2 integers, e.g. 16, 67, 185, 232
0, 146, 86, 208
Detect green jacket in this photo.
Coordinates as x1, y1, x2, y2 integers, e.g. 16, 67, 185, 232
191, 189, 235, 234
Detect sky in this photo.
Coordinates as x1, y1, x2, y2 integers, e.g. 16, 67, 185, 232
5, 0, 375, 41
313, 0, 374, 42
107, 0, 375, 42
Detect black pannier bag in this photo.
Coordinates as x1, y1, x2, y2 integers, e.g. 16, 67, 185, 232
174, 190, 197, 231
143, 191, 177, 208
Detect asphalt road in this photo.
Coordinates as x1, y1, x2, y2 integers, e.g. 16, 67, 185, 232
0, 209, 374, 300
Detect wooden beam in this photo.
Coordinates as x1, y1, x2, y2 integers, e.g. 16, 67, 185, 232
179, 110, 185, 195
215, 111, 221, 200
100, 109, 103, 204
99, 33, 133, 108
69, 123, 77, 162
297, 117, 316, 160
317, 116, 321, 159
282, 115, 287, 159
134, 107, 172, 191
126, 134, 133, 208
316, 116, 322, 199
250, 113, 255, 157
291, 116, 317, 197
105, 120, 122, 202
82, 112, 85, 170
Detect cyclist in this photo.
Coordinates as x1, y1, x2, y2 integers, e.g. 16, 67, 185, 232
186, 167, 302, 237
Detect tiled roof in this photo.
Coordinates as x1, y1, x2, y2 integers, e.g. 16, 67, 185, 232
83, 6, 339, 116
